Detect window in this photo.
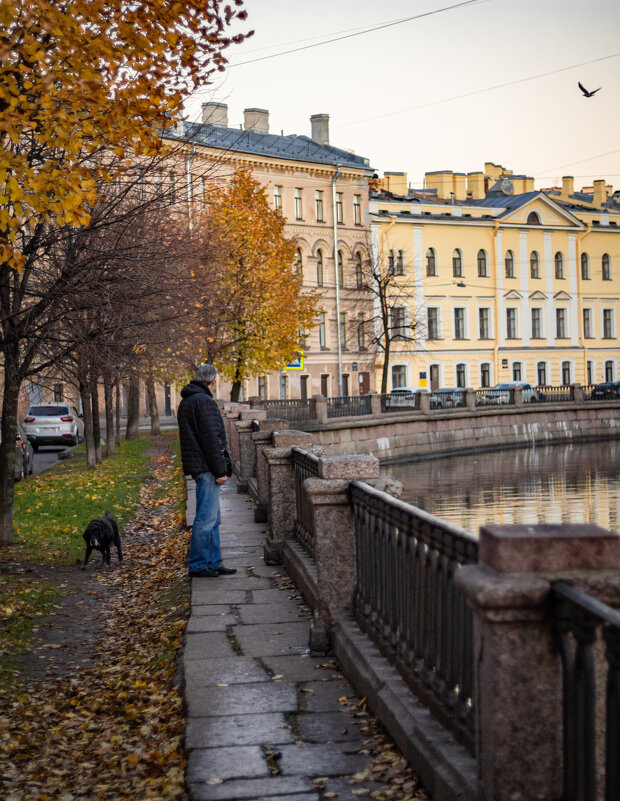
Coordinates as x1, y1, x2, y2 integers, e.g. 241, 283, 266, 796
430, 364, 440, 390
426, 247, 437, 276
294, 188, 303, 219
512, 362, 522, 381
353, 194, 361, 225
556, 308, 567, 339
279, 373, 287, 400
581, 252, 590, 280
554, 251, 565, 279
505, 250, 515, 278
337, 250, 344, 287
391, 306, 407, 339
355, 252, 363, 288
357, 313, 365, 349
274, 185, 282, 210
391, 365, 407, 389
605, 360, 614, 381
388, 249, 395, 274
587, 361, 593, 385
53, 383, 64, 402
320, 374, 329, 396
602, 253, 611, 280
603, 309, 615, 339
295, 248, 303, 274
506, 308, 518, 339
530, 251, 540, 279
456, 363, 466, 388
396, 250, 405, 275
454, 307, 466, 339
342, 374, 349, 396
480, 363, 491, 388
452, 249, 463, 277
258, 376, 266, 400
339, 312, 347, 347
537, 362, 547, 386
478, 307, 490, 339
527, 211, 541, 225
583, 308, 593, 338
319, 312, 326, 347
427, 307, 440, 340
478, 249, 488, 277
316, 249, 324, 286
336, 191, 343, 223
315, 190, 324, 221
168, 173, 176, 204
300, 375, 309, 400
531, 308, 543, 339
562, 361, 571, 385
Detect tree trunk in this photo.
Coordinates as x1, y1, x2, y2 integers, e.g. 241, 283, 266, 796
381, 342, 390, 395
125, 372, 140, 440
115, 382, 121, 447
91, 381, 102, 464
79, 378, 96, 469
104, 381, 115, 457
146, 377, 161, 435
0, 355, 21, 546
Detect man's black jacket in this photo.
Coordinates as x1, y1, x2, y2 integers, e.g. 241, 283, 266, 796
177, 381, 228, 478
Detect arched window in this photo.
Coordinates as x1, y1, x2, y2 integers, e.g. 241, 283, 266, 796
512, 361, 522, 381
602, 253, 611, 280
527, 211, 541, 225
426, 247, 437, 276
452, 248, 463, 277
316, 250, 324, 286
581, 252, 590, 280
295, 248, 303, 274
505, 250, 515, 278
530, 250, 540, 279
396, 250, 405, 275
337, 250, 344, 287
477, 249, 488, 277
354, 252, 363, 288
554, 251, 565, 279
387, 249, 395, 275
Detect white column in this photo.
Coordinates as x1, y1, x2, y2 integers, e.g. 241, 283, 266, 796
370, 224, 383, 346
568, 233, 579, 346
519, 230, 529, 345
544, 233, 554, 345
497, 230, 506, 345
413, 226, 425, 348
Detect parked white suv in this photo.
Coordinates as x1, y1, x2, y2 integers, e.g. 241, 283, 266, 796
481, 382, 539, 404
22, 403, 84, 450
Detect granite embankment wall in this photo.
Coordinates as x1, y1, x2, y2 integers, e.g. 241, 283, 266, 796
303, 403, 620, 462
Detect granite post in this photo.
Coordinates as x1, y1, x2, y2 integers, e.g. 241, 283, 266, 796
250, 418, 289, 523
235, 409, 267, 493
313, 394, 328, 424
455, 523, 620, 801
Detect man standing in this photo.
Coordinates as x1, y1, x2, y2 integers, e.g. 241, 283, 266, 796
177, 364, 237, 578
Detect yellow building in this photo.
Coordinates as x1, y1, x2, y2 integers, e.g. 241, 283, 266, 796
370, 163, 620, 391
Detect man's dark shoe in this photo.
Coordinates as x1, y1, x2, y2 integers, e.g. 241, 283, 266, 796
217, 566, 237, 575
189, 568, 219, 578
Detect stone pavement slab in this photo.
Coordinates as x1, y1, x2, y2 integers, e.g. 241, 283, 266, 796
183, 632, 232, 661
276, 743, 371, 776
295, 712, 367, 744
238, 603, 307, 625
298, 680, 356, 712
187, 745, 270, 782
260, 655, 330, 683
186, 712, 294, 748
184, 657, 270, 687
234, 622, 310, 657
188, 775, 317, 801
186, 615, 237, 633
187, 681, 298, 718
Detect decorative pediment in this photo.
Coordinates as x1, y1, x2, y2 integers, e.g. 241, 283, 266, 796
500, 193, 584, 228
529, 291, 548, 300
554, 291, 572, 301
504, 289, 523, 300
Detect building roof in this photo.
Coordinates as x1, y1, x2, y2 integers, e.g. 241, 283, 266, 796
169, 121, 372, 172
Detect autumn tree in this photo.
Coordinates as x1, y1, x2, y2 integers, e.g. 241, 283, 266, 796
190, 169, 321, 401
0, 0, 250, 544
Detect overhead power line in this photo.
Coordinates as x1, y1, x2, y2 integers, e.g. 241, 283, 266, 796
226, 0, 486, 69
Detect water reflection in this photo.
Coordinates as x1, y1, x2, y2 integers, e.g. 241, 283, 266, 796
382, 440, 620, 536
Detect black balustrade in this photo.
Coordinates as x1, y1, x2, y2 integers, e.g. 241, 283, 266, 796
326, 395, 372, 419
263, 399, 313, 422
350, 480, 479, 752
292, 447, 320, 557
553, 581, 620, 801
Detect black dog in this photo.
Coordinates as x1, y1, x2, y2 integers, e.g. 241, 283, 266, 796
81, 511, 122, 569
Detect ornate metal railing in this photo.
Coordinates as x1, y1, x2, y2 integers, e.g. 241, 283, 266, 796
262, 398, 313, 421
536, 385, 573, 403
473, 387, 514, 407
326, 394, 372, 419
553, 581, 620, 801
380, 391, 422, 413
429, 389, 466, 409
350, 481, 479, 752
292, 447, 320, 557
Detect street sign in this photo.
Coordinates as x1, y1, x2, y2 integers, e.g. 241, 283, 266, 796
285, 350, 304, 370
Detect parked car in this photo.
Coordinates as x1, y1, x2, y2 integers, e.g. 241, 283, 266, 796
0, 419, 34, 480
590, 381, 620, 400
430, 387, 465, 409
22, 403, 84, 450
478, 381, 539, 405
385, 387, 428, 410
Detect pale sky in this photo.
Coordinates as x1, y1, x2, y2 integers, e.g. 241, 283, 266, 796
185, 0, 620, 192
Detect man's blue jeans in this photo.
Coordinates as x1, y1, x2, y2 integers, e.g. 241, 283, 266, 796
189, 472, 222, 572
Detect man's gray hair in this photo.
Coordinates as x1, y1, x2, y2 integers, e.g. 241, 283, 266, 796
194, 363, 217, 386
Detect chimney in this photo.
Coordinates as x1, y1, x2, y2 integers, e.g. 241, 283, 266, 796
453, 173, 467, 201
383, 172, 408, 195
310, 113, 330, 145
243, 108, 269, 133
562, 176, 574, 199
467, 172, 484, 199
523, 177, 535, 193
593, 179, 607, 207
201, 102, 228, 127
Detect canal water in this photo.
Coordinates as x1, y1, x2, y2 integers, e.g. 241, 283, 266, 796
382, 439, 620, 537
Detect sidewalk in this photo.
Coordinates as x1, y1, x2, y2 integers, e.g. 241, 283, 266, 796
183, 478, 416, 801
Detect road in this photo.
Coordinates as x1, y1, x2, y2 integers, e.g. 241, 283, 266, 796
31, 446, 69, 476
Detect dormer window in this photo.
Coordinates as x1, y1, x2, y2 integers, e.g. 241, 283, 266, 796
527, 211, 541, 225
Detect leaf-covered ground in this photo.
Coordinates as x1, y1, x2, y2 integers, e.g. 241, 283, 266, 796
0, 436, 190, 801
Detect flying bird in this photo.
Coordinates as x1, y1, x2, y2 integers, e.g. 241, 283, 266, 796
578, 81, 601, 98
